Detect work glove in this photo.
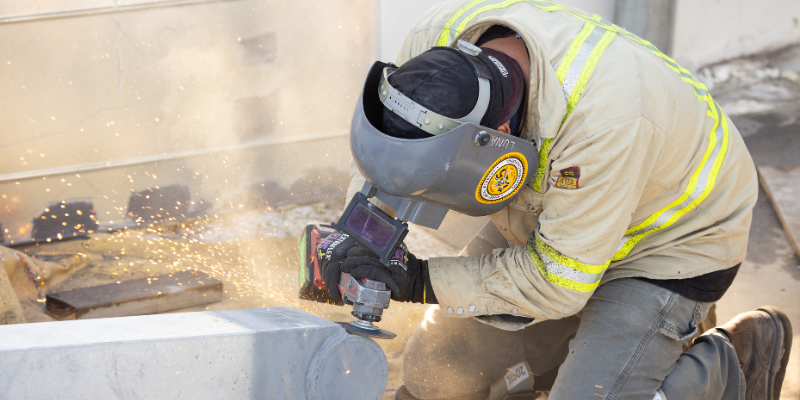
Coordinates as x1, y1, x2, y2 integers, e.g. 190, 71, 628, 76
315, 232, 360, 302
340, 243, 437, 304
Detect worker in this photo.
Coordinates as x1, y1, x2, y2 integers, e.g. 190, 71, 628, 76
319, 1, 793, 399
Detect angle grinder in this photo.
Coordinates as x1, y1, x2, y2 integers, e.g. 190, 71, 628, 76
298, 223, 396, 339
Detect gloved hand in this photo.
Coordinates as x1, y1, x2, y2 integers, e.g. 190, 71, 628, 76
315, 232, 360, 302
340, 243, 437, 304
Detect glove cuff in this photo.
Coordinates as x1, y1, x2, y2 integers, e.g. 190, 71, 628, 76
420, 260, 438, 304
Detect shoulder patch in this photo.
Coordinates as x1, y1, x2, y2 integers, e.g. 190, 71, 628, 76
555, 167, 580, 189
475, 152, 528, 204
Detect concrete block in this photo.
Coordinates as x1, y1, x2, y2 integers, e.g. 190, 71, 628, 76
0, 307, 387, 400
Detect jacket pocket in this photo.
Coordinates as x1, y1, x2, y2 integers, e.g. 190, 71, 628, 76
510, 186, 543, 216
489, 187, 544, 246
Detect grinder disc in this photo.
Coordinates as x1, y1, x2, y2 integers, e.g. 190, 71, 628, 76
336, 321, 397, 339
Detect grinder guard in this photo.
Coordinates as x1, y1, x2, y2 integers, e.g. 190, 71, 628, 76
350, 61, 538, 230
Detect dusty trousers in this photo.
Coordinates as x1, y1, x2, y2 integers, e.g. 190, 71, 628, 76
402, 278, 744, 400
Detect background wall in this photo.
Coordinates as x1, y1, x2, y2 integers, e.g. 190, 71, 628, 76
673, 0, 800, 70
377, 0, 800, 69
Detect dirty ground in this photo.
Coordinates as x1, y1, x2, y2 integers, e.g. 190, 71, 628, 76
701, 43, 800, 400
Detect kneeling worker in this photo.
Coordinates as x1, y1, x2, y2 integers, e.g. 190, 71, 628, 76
320, 1, 792, 399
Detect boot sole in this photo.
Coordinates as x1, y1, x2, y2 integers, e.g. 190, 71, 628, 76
757, 306, 793, 400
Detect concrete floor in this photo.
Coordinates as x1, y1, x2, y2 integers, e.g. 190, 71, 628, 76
716, 119, 800, 400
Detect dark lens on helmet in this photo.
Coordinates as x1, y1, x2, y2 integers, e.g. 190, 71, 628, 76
345, 203, 395, 250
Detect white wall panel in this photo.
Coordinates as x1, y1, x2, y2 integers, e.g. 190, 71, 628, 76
673, 0, 800, 69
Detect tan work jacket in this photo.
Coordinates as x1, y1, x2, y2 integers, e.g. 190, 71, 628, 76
347, 0, 757, 330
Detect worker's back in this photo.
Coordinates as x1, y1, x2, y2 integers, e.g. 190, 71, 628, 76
392, 0, 758, 283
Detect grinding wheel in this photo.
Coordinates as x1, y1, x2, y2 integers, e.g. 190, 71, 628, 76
336, 321, 396, 339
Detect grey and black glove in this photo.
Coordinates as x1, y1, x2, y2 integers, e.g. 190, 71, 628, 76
316, 232, 360, 302
340, 243, 437, 304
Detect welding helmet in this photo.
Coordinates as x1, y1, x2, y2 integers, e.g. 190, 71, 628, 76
335, 41, 537, 264
352, 40, 537, 225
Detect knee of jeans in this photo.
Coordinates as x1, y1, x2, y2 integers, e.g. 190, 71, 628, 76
659, 301, 712, 343
402, 309, 525, 397
402, 331, 499, 399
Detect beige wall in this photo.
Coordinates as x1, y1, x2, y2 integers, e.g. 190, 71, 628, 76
378, 0, 800, 68
673, 0, 800, 70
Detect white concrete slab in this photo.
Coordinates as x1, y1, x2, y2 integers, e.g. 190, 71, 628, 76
0, 306, 387, 400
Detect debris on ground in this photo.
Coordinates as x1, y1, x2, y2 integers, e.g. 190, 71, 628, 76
757, 166, 800, 261
45, 270, 223, 320
698, 44, 800, 136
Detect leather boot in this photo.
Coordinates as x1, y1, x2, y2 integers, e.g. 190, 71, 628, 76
717, 306, 793, 400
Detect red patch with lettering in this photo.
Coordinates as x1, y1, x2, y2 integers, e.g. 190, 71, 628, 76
555, 167, 580, 189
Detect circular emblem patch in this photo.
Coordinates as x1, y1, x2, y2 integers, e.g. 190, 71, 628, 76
476, 152, 528, 204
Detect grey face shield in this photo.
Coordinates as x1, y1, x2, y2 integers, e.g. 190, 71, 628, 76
333, 42, 536, 265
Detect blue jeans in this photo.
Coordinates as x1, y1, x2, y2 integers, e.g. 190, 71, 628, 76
402, 278, 743, 400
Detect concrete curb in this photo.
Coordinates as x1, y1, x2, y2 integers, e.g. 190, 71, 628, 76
0, 306, 387, 400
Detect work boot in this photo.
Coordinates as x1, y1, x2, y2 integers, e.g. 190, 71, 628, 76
717, 306, 793, 400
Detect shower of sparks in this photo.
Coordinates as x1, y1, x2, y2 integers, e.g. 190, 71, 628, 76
19, 202, 351, 317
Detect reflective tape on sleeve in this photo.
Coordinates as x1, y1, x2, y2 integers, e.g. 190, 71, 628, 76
556, 21, 617, 120
526, 233, 609, 293
531, 138, 552, 193
533, 17, 616, 193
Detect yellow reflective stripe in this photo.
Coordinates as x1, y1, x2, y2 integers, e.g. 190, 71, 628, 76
437, 0, 599, 47
619, 32, 713, 103
527, 0, 561, 12
526, 233, 609, 292
556, 21, 616, 121
607, 33, 729, 261
535, 234, 608, 274
538, 16, 616, 192
613, 101, 730, 261
437, 0, 492, 46
534, 259, 598, 293
565, 29, 616, 118
556, 22, 594, 84
531, 138, 552, 193
453, 0, 529, 39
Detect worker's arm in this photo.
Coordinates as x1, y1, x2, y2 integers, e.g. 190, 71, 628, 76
428, 116, 663, 329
